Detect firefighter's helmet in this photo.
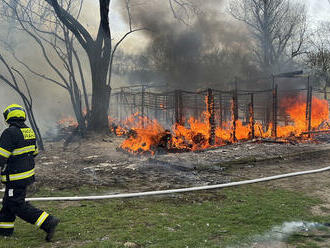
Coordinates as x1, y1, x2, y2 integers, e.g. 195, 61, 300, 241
3, 104, 26, 122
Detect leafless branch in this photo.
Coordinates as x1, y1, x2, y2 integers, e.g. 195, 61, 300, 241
12, 67, 33, 104
45, 0, 93, 50
168, 0, 198, 25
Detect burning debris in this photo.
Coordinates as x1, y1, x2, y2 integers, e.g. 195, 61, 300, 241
56, 85, 330, 155
112, 92, 329, 155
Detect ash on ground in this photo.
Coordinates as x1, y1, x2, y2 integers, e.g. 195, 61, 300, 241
31, 135, 330, 192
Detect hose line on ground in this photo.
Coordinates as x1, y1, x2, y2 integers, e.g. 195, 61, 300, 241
1, 166, 330, 202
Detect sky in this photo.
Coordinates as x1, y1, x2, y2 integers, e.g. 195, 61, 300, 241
305, 0, 330, 24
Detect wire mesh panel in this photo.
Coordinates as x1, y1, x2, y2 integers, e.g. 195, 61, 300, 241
109, 81, 330, 141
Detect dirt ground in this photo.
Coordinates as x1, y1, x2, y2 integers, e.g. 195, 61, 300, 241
26, 134, 330, 247
33, 135, 330, 192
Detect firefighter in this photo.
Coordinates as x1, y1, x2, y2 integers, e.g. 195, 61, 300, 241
0, 104, 59, 241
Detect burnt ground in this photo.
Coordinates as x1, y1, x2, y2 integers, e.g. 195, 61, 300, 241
32, 134, 330, 195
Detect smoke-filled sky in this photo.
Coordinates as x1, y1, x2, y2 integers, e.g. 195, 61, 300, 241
100, 0, 330, 52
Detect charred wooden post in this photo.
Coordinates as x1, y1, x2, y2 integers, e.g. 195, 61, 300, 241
232, 87, 238, 142
163, 96, 167, 124
272, 84, 278, 138
305, 76, 310, 124
219, 93, 223, 128
174, 90, 184, 125
324, 86, 328, 100
308, 86, 313, 138
249, 93, 255, 139
141, 85, 145, 126
265, 102, 271, 132
207, 88, 216, 145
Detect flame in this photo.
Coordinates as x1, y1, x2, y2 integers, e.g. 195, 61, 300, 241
57, 108, 88, 129
277, 95, 329, 137
57, 116, 78, 128
58, 93, 330, 154
120, 116, 166, 154
120, 94, 330, 154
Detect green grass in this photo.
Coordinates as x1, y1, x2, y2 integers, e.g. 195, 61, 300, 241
0, 185, 327, 248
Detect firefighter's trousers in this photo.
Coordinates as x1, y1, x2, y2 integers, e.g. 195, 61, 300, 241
0, 186, 53, 236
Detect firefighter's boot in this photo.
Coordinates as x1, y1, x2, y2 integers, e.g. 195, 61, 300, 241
43, 217, 60, 242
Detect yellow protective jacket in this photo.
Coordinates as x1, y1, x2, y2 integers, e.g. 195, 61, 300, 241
0, 121, 38, 187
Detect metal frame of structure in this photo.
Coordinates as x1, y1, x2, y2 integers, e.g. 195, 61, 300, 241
110, 75, 326, 141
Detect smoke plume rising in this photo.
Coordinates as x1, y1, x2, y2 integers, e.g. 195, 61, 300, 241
117, 0, 254, 90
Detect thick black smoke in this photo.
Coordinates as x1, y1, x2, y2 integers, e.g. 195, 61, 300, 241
117, 0, 256, 90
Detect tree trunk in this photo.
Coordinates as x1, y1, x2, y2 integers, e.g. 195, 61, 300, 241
88, 56, 111, 133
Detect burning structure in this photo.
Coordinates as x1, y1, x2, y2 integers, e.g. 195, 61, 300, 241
104, 76, 330, 155
56, 75, 330, 155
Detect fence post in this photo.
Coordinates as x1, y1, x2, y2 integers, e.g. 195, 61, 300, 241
324, 86, 327, 100
207, 88, 215, 145
141, 85, 145, 127
272, 84, 278, 138
219, 93, 223, 129
250, 93, 255, 139
308, 86, 313, 138
174, 90, 183, 125
305, 76, 310, 124
232, 88, 238, 142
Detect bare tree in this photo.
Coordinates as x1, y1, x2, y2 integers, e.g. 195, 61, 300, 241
307, 24, 330, 87
44, 0, 144, 132
229, 0, 307, 75
0, 54, 44, 150
1, 0, 143, 134
1, 0, 90, 135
